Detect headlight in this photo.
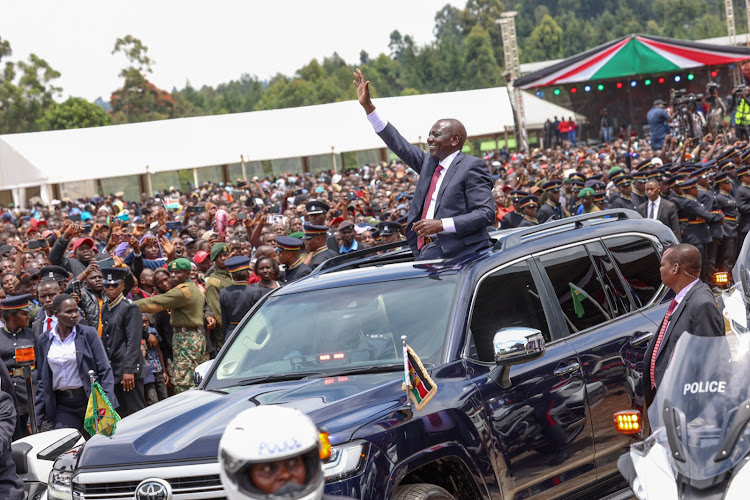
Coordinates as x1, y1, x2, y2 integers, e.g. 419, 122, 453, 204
323, 441, 368, 482
48, 469, 73, 500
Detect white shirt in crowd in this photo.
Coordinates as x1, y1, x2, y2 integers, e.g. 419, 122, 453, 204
47, 326, 82, 391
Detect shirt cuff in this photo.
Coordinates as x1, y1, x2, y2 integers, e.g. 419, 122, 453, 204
441, 218, 456, 233
367, 109, 388, 133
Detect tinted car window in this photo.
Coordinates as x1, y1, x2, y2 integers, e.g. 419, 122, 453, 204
603, 236, 662, 308
469, 260, 550, 362
539, 245, 611, 334
586, 241, 632, 316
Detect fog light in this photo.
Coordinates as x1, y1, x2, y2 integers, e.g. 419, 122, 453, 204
715, 272, 729, 285
614, 410, 641, 434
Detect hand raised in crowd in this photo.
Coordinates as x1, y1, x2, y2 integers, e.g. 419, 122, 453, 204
132, 223, 146, 238
64, 222, 82, 239
159, 236, 175, 260
353, 68, 375, 114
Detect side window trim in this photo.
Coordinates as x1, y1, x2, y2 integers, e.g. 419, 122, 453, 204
596, 237, 639, 313
463, 257, 557, 360
583, 242, 619, 319
601, 232, 668, 310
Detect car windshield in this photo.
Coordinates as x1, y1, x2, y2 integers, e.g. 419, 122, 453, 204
206, 277, 458, 390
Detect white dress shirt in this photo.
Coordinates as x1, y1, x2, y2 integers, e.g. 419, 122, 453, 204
648, 197, 661, 219
47, 326, 82, 390
42, 314, 57, 334
367, 109, 456, 234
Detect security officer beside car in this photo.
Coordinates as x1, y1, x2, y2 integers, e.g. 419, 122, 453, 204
676, 177, 723, 282
715, 172, 739, 272
302, 223, 338, 269
377, 221, 404, 244
275, 236, 312, 284
537, 180, 568, 223
519, 196, 540, 227
0, 294, 37, 439
219, 256, 264, 339
136, 258, 206, 394
0, 356, 23, 500
305, 200, 339, 252
100, 267, 146, 417
204, 242, 233, 350
500, 190, 526, 229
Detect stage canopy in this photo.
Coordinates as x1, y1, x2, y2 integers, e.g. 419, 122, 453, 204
515, 34, 750, 89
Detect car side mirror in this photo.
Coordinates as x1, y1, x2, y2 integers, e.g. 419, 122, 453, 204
490, 327, 545, 389
194, 360, 213, 386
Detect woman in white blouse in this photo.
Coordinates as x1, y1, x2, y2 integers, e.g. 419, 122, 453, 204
35, 294, 118, 434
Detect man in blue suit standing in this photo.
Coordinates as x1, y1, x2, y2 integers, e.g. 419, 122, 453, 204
354, 68, 495, 261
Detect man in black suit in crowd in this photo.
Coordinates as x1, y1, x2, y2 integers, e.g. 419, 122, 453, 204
354, 68, 495, 260
643, 244, 724, 408
637, 180, 682, 242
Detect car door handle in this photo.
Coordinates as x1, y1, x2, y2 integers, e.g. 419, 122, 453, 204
632, 331, 654, 347
554, 362, 580, 378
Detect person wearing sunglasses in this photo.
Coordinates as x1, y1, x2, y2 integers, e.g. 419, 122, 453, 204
100, 267, 146, 417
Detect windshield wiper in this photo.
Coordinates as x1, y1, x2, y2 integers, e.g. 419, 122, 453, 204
326, 363, 433, 377
223, 371, 327, 388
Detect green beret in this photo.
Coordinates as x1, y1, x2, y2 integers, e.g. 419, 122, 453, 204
608, 166, 623, 177
579, 187, 595, 197
210, 242, 229, 262
167, 258, 192, 271
288, 231, 305, 239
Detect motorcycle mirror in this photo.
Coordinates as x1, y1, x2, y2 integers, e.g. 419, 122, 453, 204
614, 409, 642, 434
742, 265, 750, 302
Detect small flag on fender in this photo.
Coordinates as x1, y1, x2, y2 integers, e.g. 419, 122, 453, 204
401, 341, 437, 411
83, 380, 121, 437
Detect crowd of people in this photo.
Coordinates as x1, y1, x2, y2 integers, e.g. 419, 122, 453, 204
0, 86, 748, 440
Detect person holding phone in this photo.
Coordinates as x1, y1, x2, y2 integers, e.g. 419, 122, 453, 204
49, 221, 100, 278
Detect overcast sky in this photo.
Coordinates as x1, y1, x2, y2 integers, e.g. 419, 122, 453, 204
1, 0, 467, 102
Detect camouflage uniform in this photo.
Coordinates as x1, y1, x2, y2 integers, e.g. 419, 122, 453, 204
137, 280, 205, 393
204, 267, 233, 349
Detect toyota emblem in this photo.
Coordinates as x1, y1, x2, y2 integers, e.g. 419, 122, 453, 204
135, 478, 172, 500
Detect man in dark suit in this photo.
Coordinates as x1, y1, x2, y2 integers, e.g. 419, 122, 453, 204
637, 180, 682, 242
0, 359, 24, 500
643, 244, 724, 408
354, 68, 495, 260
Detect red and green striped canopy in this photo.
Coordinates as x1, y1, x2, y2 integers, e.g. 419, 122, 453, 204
516, 35, 750, 89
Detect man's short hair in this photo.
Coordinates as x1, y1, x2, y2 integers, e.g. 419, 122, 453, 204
664, 243, 702, 274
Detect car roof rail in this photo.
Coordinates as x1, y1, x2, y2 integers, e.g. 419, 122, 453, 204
494, 208, 641, 251
310, 241, 413, 276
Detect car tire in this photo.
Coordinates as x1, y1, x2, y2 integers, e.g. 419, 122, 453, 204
391, 483, 455, 500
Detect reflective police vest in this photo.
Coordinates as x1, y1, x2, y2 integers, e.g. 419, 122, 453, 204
737, 98, 750, 126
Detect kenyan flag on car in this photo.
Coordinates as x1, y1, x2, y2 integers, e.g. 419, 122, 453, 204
401, 338, 437, 411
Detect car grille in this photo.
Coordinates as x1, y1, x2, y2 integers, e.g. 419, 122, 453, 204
73, 474, 225, 499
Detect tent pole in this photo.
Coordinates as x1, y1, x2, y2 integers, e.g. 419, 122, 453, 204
145, 166, 153, 197
240, 155, 248, 181
331, 146, 337, 174
627, 85, 634, 131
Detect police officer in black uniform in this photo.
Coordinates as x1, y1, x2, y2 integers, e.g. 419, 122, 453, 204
736, 165, 750, 253
608, 175, 637, 210
100, 267, 145, 417
696, 166, 722, 280
676, 178, 723, 282
303, 223, 338, 269
305, 200, 338, 252
518, 196, 540, 227
566, 180, 584, 215
219, 256, 263, 339
0, 355, 24, 500
275, 236, 312, 284
500, 190, 526, 229
537, 180, 567, 224
377, 221, 403, 244
631, 172, 648, 207
715, 172, 739, 272
0, 294, 37, 439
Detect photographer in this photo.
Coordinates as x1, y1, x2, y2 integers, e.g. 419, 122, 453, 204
647, 99, 672, 150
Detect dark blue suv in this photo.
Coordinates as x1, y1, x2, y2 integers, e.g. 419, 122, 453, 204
52, 210, 676, 500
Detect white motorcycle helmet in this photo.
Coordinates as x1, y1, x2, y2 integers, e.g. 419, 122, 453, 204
219, 405, 325, 500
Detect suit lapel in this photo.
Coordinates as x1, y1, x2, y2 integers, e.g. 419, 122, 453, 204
74, 329, 86, 370
433, 152, 463, 214
412, 157, 440, 221
657, 284, 700, 359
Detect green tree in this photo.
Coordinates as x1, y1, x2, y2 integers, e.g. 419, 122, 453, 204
525, 14, 564, 62
462, 25, 501, 89
37, 97, 112, 130
110, 35, 174, 123
0, 39, 62, 134
458, 0, 505, 66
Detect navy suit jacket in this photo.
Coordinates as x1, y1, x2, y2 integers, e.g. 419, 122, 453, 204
643, 281, 724, 407
35, 324, 118, 424
377, 123, 495, 259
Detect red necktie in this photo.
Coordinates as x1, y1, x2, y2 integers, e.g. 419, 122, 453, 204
650, 299, 678, 389
417, 165, 444, 250
46, 317, 52, 332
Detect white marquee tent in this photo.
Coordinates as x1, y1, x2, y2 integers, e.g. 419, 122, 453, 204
0, 86, 581, 206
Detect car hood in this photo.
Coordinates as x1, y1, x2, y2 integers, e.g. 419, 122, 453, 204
77, 372, 405, 468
